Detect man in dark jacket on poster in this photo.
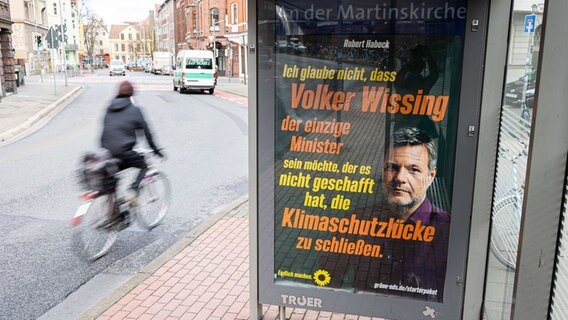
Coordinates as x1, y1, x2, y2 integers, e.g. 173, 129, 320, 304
101, 81, 164, 202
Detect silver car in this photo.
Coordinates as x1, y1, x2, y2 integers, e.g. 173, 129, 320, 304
109, 60, 126, 76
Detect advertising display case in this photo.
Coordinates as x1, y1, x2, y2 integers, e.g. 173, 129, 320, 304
252, 0, 489, 318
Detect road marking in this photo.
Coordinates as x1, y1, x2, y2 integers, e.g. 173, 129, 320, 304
67, 76, 248, 104
213, 91, 248, 106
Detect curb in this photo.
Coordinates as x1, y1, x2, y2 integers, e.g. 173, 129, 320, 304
0, 85, 83, 143
78, 195, 249, 320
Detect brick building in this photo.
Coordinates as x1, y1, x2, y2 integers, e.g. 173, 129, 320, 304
174, 0, 247, 80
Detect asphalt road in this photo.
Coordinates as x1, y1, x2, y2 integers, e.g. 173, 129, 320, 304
0, 71, 248, 320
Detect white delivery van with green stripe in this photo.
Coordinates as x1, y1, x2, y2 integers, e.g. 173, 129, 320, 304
173, 50, 216, 94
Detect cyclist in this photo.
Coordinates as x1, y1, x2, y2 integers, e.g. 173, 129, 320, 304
100, 80, 164, 210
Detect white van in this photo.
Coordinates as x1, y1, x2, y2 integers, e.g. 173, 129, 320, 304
173, 50, 216, 94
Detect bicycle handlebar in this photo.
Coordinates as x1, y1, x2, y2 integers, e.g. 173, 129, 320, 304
134, 148, 166, 165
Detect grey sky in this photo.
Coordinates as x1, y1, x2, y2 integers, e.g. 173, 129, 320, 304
86, 0, 159, 24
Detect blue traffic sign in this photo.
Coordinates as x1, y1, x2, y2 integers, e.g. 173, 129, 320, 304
525, 14, 536, 33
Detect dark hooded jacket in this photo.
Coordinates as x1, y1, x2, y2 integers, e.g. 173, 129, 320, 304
100, 97, 159, 156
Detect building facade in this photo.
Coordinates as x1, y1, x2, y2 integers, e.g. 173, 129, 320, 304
156, 0, 174, 54
9, 0, 49, 77
0, 0, 14, 95
180, 0, 229, 76
177, 0, 246, 79
225, 0, 247, 80
109, 24, 145, 64
174, 0, 188, 53
44, 0, 81, 70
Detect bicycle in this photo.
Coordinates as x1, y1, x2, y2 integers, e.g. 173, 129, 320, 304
71, 148, 171, 260
489, 112, 530, 270
490, 189, 523, 270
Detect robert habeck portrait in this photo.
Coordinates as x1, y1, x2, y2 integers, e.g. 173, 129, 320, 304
321, 127, 450, 302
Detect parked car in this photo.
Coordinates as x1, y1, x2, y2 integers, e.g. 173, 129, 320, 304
274, 40, 288, 52
287, 37, 307, 54
109, 60, 126, 76
504, 70, 536, 108
144, 63, 151, 73
161, 65, 173, 76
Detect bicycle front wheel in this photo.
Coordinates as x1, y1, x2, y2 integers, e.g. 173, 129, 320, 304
72, 194, 118, 260
136, 170, 171, 229
490, 195, 520, 270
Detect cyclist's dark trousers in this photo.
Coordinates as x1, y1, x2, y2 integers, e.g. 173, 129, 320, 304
117, 150, 148, 193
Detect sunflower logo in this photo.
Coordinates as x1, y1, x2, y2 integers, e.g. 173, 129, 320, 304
313, 269, 331, 286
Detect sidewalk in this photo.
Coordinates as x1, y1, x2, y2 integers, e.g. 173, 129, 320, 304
215, 77, 248, 97
0, 74, 82, 143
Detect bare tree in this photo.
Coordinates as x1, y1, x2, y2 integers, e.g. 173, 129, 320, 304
139, 22, 156, 56
80, 1, 101, 69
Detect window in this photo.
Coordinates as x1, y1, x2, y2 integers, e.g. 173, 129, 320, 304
128, 33, 132, 40
41, 7, 47, 25
232, 4, 238, 24
137, 34, 140, 40
121, 34, 124, 40
99, 40, 103, 46
25, 2, 30, 20
210, 8, 219, 28
121, 44, 125, 51
115, 44, 118, 51
53, 3, 57, 15
186, 58, 213, 69
482, 3, 547, 320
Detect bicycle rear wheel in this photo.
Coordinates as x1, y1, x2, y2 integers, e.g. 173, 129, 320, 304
490, 195, 520, 270
72, 194, 118, 260
136, 170, 171, 229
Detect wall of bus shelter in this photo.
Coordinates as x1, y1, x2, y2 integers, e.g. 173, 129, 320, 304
247, 0, 568, 318
479, 0, 568, 318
